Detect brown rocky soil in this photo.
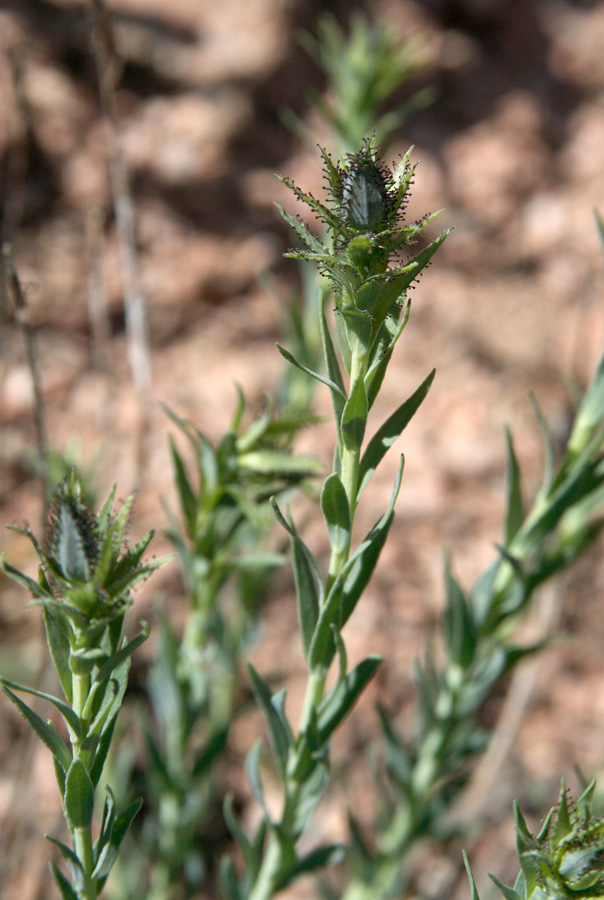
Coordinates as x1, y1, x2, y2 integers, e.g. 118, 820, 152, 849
2, 1, 604, 898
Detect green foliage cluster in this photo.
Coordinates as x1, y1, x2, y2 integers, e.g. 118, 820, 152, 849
0, 474, 169, 900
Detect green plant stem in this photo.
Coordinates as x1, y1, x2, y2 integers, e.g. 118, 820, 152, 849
248, 342, 372, 900
75, 827, 97, 900
72, 669, 98, 900
248, 833, 284, 900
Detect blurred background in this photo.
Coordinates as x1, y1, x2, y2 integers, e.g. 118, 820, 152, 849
2, 0, 604, 898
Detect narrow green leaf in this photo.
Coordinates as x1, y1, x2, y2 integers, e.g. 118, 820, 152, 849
96, 785, 117, 856
489, 874, 522, 900
96, 484, 117, 531
291, 755, 330, 835
341, 375, 368, 453
317, 655, 382, 742
442, 556, 476, 669
365, 301, 411, 410
53, 755, 66, 796
236, 407, 271, 452
220, 855, 244, 900
0, 677, 81, 740
103, 531, 155, 588
49, 861, 79, 900
504, 427, 524, 544
309, 456, 404, 668
529, 391, 555, 495
523, 460, 600, 546
106, 492, 135, 548
339, 454, 404, 628
321, 472, 351, 555
358, 368, 435, 499
104, 554, 173, 600
144, 729, 172, 791
89, 712, 117, 789
567, 343, 604, 458
1, 685, 71, 772
276, 174, 341, 231
92, 623, 148, 692
168, 434, 197, 535
276, 843, 345, 889
192, 725, 229, 778
468, 559, 501, 631
356, 262, 418, 327
463, 851, 482, 900
43, 607, 73, 704
0, 555, 51, 601
276, 344, 347, 401
46, 834, 86, 893
377, 705, 412, 790
247, 663, 291, 778
93, 797, 142, 889
275, 203, 324, 252
224, 794, 260, 880
333, 626, 347, 683
320, 309, 346, 427
271, 498, 324, 659
246, 739, 269, 816
64, 758, 94, 830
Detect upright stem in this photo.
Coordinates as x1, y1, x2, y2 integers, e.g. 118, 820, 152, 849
72, 669, 98, 899
250, 342, 371, 900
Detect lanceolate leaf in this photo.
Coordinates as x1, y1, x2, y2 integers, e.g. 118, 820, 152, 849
0, 555, 50, 601
46, 835, 86, 892
442, 557, 477, 669
317, 655, 382, 742
341, 375, 368, 453
224, 794, 260, 879
43, 607, 73, 704
276, 843, 346, 889
89, 712, 117, 789
0, 677, 81, 740
365, 301, 411, 409
463, 852, 482, 900
247, 663, 291, 778
277, 344, 347, 402
271, 498, 324, 660
529, 391, 556, 496
91, 623, 149, 693
93, 797, 143, 889
64, 758, 94, 830
275, 203, 324, 253
49, 861, 79, 900
504, 427, 524, 544
309, 456, 404, 668
220, 856, 244, 900
246, 740, 269, 816
358, 369, 435, 500
1, 685, 72, 772
338, 454, 404, 629
321, 472, 351, 555
320, 310, 346, 427
192, 726, 230, 778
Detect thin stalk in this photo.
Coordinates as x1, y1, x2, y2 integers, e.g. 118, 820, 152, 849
249, 340, 371, 898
